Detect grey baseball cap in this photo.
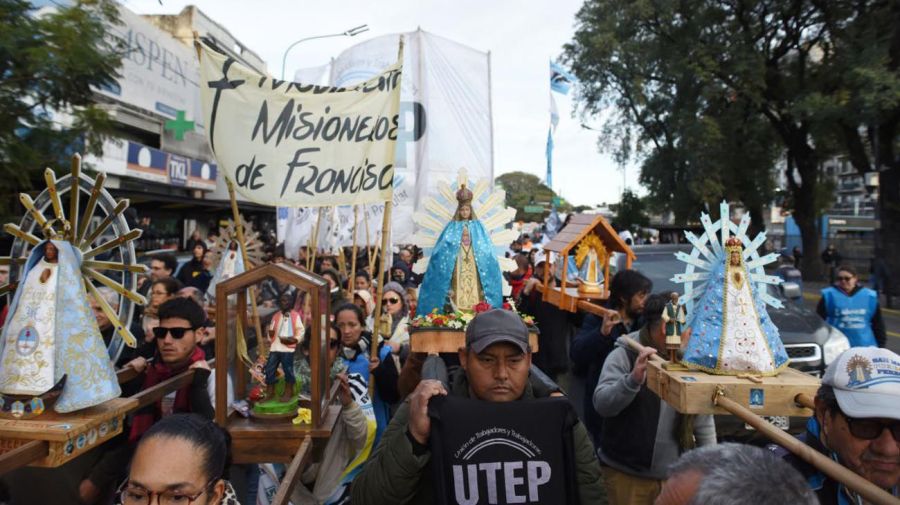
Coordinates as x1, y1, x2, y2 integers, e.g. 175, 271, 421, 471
465, 309, 529, 354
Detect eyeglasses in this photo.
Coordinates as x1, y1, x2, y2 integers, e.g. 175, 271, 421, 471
841, 413, 900, 442
152, 327, 196, 340
837, 276, 854, 281
120, 478, 217, 505
383, 297, 400, 305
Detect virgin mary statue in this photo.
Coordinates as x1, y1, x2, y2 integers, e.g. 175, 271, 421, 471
681, 237, 789, 375
0, 240, 120, 413
417, 185, 503, 314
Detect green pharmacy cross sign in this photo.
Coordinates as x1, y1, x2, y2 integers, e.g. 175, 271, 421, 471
164, 110, 195, 141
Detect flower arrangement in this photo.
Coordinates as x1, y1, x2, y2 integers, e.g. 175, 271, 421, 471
410, 299, 536, 330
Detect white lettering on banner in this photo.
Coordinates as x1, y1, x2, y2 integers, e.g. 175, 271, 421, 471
198, 41, 403, 207
452, 461, 552, 504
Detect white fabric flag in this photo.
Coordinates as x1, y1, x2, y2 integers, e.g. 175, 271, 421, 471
279, 30, 493, 248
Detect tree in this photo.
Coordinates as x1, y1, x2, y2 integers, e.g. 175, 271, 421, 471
563, 0, 895, 278
613, 189, 649, 231
0, 0, 122, 222
496, 171, 571, 221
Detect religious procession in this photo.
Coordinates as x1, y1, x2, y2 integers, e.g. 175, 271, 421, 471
0, 1, 898, 505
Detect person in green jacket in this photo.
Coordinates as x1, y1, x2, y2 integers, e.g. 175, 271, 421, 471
351, 309, 606, 504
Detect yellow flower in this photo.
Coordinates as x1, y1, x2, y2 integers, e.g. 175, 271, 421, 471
292, 407, 312, 425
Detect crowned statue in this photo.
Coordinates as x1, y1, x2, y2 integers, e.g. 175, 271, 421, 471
415, 175, 515, 315
417, 184, 503, 313
0, 240, 121, 414
680, 236, 789, 375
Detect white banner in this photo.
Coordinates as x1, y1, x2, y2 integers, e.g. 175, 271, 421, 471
198, 41, 403, 207
280, 30, 492, 248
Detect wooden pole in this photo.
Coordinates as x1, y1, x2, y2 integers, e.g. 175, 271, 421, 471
0, 441, 49, 476
309, 207, 324, 271
714, 392, 900, 505
348, 205, 359, 301
271, 436, 313, 505
370, 201, 393, 394
68, 154, 81, 242
226, 179, 267, 358
363, 205, 373, 268
795, 393, 815, 410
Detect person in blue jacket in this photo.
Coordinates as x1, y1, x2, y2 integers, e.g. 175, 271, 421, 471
817, 265, 886, 348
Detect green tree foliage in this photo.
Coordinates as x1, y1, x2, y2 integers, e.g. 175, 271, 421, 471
563, 0, 899, 278
613, 189, 649, 231
496, 171, 574, 221
0, 0, 123, 221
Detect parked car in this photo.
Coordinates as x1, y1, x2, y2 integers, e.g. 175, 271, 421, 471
631, 244, 850, 442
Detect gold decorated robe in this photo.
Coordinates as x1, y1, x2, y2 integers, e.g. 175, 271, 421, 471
451, 225, 483, 310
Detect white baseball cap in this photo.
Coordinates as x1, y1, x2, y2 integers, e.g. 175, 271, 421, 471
822, 347, 900, 419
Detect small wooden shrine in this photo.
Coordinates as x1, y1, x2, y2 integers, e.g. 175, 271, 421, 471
214, 262, 337, 464
540, 213, 635, 313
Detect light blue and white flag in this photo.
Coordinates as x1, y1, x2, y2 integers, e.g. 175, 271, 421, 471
550, 61, 576, 95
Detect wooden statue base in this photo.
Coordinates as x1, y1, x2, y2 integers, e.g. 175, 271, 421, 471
226, 404, 341, 464
0, 397, 136, 468
409, 329, 540, 354
646, 360, 819, 417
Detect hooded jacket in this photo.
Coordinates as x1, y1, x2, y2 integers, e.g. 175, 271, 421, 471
350, 370, 605, 505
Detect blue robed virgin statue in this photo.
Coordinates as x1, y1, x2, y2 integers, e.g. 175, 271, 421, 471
0, 240, 120, 413
417, 184, 503, 314
681, 237, 789, 375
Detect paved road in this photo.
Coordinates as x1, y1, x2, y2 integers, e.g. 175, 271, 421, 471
801, 286, 900, 354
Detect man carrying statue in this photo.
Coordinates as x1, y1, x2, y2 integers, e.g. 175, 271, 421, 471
351, 309, 605, 504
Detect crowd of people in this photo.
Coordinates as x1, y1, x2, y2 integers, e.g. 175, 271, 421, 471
0, 223, 897, 505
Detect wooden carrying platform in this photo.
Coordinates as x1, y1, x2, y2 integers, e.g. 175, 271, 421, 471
645, 360, 820, 416
0, 397, 136, 468
227, 403, 341, 464
409, 329, 539, 354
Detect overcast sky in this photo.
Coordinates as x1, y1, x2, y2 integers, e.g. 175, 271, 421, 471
125, 0, 642, 206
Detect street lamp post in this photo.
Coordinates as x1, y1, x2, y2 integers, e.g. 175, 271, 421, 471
280, 24, 370, 80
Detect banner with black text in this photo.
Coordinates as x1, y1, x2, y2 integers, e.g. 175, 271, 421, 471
198, 41, 403, 207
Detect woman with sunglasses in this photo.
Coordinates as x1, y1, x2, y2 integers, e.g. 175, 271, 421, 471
381, 282, 411, 346
817, 265, 887, 348
332, 303, 399, 444
117, 413, 241, 504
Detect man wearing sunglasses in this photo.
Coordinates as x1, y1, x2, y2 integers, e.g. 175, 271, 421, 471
817, 265, 886, 348
776, 348, 900, 504
128, 297, 233, 442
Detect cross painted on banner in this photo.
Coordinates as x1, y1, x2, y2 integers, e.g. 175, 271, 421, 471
164, 110, 195, 141
206, 58, 245, 153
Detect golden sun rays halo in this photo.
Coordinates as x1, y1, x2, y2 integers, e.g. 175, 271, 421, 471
1, 154, 147, 352
411, 168, 518, 292
211, 216, 265, 268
